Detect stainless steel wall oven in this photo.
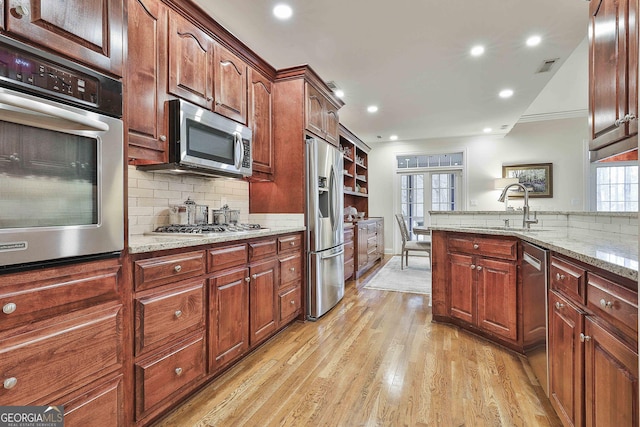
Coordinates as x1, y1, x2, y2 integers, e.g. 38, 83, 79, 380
0, 35, 123, 268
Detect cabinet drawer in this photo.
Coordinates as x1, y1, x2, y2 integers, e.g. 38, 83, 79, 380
367, 235, 377, 249
280, 253, 302, 286
249, 239, 277, 261
367, 222, 377, 234
344, 240, 355, 261
278, 234, 302, 253
134, 251, 206, 291
135, 281, 206, 355
344, 258, 354, 281
344, 227, 354, 243
587, 273, 638, 338
0, 259, 121, 329
208, 244, 248, 273
550, 256, 586, 304
61, 375, 124, 427
448, 236, 517, 260
135, 334, 206, 418
0, 304, 122, 405
279, 286, 301, 323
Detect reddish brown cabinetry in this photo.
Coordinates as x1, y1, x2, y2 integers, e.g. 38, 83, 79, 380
2, 0, 124, 76
340, 125, 371, 216
249, 68, 274, 180
277, 234, 303, 324
248, 239, 278, 346
214, 43, 248, 124
589, 0, 639, 158
305, 82, 339, 145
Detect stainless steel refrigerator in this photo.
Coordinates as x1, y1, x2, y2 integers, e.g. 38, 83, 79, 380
306, 136, 345, 320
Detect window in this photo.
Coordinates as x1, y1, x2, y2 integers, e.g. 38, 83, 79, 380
592, 162, 638, 212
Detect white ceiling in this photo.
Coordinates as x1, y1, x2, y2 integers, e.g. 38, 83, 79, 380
192, 0, 590, 144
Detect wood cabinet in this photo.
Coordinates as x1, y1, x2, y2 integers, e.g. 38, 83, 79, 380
589, 0, 639, 159
277, 234, 303, 324
214, 44, 248, 124
340, 125, 371, 217
344, 224, 355, 281
127, 0, 168, 164
2, 0, 124, 76
249, 257, 278, 346
305, 82, 340, 145
353, 218, 384, 279
0, 258, 124, 424
446, 234, 519, 344
547, 254, 638, 427
249, 67, 274, 180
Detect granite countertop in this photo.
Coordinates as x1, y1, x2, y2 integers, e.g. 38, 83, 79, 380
429, 225, 638, 282
129, 226, 306, 254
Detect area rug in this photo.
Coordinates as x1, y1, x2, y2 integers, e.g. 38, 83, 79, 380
364, 255, 431, 296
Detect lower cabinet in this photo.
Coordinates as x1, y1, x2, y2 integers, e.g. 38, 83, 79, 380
354, 218, 384, 278
249, 258, 278, 345
344, 225, 355, 281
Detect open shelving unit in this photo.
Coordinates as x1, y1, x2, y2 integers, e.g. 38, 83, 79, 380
339, 124, 371, 216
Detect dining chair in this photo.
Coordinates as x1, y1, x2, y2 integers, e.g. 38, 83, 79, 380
395, 214, 431, 270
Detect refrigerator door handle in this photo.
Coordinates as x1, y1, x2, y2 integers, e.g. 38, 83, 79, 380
321, 248, 345, 259
329, 165, 338, 232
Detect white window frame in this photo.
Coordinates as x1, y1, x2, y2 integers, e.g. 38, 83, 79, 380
589, 160, 639, 212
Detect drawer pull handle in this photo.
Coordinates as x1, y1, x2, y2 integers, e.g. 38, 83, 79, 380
2, 303, 17, 315
252, 274, 258, 280
174, 367, 183, 376
555, 302, 564, 309
3, 377, 17, 390
579, 333, 591, 342
174, 310, 183, 318
599, 299, 613, 309
174, 265, 182, 273
470, 264, 476, 270
290, 267, 296, 272
476, 266, 483, 271
290, 300, 296, 305
473, 244, 479, 249
555, 273, 565, 281
290, 241, 295, 246
245, 277, 250, 282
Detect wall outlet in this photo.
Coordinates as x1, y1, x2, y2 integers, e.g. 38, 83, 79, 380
469, 199, 478, 207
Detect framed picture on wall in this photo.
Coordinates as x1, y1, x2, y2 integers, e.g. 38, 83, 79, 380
502, 163, 553, 198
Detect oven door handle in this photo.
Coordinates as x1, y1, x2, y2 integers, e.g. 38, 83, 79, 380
0, 91, 110, 132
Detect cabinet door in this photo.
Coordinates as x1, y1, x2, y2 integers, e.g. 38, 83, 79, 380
584, 318, 638, 427
248, 68, 274, 177
548, 291, 584, 427
325, 105, 340, 146
589, 0, 636, 149
305, 83, 325, 138
60, 375, 124, 427
168, 11, 213, 109
214, 44, 248, 124
357, 224, 368, 270
209, 268, 249, 372
127, 0, 168, 164
376, 220, 384, 259
4, 0, 124, 76
249, 259, 278, 345
476, 257, 517, 341
448, 253, 474, 324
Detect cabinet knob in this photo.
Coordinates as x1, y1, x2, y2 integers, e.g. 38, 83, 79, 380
252, 274, 258, 280
290, 300, 295, 305
174, 265, 182, 273
555, 301, 564, 309
9, 153, 20, 162
290, 241, 295, 246
579, 333, 591, 342
473, 244, 479, 250
3, 377, 17, 390
245, 277, 250, 282
174, 367, 183, 376
14, 4, 30, 17
2, 302, 17, 315
476, 266, 483, 271
615, 118, 623, 127
174, 310, 182, 318
290, 267, 295, 272
599, 299, 613, 309
159, 135, 167, 142
470, 264, 476, 270
555, 273, 565, 281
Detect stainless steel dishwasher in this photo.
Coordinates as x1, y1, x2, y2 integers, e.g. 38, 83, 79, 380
521, 241, 549, 396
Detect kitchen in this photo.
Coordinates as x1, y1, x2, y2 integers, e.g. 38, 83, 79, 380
0, 0, 637, 426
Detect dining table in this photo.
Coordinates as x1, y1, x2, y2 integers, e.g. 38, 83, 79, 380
412, 225, 431, 240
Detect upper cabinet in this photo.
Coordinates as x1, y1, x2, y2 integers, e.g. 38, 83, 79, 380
248, 68, 274, 180
589, 0, 638, 160
214, 44, 248, 124
168, 10, 214, 110
305, 82, 340, 146
3, 0, 124, 77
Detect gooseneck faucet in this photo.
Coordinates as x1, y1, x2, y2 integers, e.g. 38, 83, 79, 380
498, 183, 539, 229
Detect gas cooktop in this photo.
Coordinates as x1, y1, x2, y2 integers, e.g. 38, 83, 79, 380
151, 223, 265, 235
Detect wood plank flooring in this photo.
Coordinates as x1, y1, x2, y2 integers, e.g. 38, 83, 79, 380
154, 257, 561, 427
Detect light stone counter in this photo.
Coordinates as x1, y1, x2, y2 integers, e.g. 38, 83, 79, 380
429, 225, 637, 282
129, 226, 306, 254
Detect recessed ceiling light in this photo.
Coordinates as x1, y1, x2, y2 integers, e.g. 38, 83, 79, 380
483, 127, 492, 133
273, 4, 293, 20
470, 45, 485, 56
390, 135, 398, 141
367, 105, 378, 113
499, 89, 514, 98
526, 35, 542, 47
335, 89, 344, 98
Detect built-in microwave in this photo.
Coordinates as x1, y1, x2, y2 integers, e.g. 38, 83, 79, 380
0, 35, 123, 269
138, 99, 252, 178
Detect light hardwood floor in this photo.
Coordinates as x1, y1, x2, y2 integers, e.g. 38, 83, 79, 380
154, 257, 561, 427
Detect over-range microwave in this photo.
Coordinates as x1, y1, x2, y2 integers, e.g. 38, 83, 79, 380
0, 34, 123, 269
138, 99, 252, 178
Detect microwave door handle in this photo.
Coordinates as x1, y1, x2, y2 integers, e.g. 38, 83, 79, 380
0, 92, 109, 132
234, 132, 243, 169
